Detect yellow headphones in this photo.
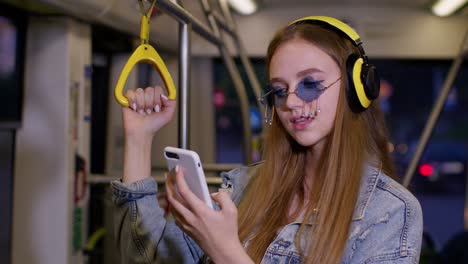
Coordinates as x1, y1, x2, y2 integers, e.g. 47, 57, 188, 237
290, 16, 380, 112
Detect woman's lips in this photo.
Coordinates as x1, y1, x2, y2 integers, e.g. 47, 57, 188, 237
291, 116, 312, 130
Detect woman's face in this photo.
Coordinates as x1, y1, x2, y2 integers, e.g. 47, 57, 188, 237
269, 38, 342, 149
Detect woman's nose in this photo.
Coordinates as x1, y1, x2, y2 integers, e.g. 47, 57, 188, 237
284, 90, 303, 109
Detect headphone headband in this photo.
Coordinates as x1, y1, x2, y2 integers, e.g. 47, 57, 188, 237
290, 16, 362, 50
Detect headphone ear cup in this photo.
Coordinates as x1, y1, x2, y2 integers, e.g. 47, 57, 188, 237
362, 64, 380, 100
346, 54, 380, 112
346, 54, 366, 113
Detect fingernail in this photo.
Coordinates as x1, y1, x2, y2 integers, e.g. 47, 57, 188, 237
155, 104, 160, 113
164, 173, 167, 180
146, 108, 152, 115
161, 94, 168, 101
175, 165, 179, 173
138, 109, 145, 115
131, 103, 137, 111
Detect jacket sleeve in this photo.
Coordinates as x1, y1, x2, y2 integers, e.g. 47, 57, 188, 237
111, 177, 204, 264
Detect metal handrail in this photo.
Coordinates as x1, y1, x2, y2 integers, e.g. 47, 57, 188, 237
211, 10, 236, 36
200, 0, 253, 164
402, 28, 468, 188
217, 0, 263, 105
88, 174, 223, 185
152, 163, 242, 172
88, 163, 240, 184
156, 0, 222, 46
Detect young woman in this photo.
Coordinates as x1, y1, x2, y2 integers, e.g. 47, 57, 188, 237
112, 16, 423, 264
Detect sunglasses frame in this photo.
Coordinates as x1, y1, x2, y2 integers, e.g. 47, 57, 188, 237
259, 77, 341, 108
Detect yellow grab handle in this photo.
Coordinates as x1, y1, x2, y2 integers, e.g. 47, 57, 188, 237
114, 44, 177, 107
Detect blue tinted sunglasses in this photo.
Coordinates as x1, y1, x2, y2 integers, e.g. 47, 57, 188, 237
259, 77, 341, 108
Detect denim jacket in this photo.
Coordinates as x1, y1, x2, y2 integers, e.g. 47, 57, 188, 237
111, 164, 423, 264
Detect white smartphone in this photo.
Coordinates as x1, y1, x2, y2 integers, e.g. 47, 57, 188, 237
163, 146, 213, 209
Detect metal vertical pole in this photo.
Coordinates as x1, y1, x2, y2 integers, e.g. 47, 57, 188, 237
200, 0, 252, 164
403, 29, 468, 188
177, 1, 191, 149
465, 160, 468, 231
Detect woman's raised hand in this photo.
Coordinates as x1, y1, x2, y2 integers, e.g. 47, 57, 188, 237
122, 85, 176, 139
121, 86, 176, 184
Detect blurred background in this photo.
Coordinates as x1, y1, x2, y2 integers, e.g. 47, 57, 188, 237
0, 0, 467, 263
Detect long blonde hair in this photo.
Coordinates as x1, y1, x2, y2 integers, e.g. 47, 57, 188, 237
237, 23, 395, 263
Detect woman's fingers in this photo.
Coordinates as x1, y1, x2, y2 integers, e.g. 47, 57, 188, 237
153, 85, 163, 113
123, 85, 175, 134
144, 87, 154, 115
124, 86, 175, 117
135, 88, 145, 115
211, 192, 237, 217
125, 89, 137, 111
159, 93, 176, 120
173, 166, 207, 213
152, 85, 176, 121
165, 172, 190, 209
165, 173, 196, 224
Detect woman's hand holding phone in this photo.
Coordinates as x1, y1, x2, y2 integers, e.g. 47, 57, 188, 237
165, 167, 253, 264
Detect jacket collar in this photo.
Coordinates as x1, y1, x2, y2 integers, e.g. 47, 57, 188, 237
352, 164, 382, 221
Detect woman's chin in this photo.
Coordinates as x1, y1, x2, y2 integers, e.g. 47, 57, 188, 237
291, 133, 328, 149
292, 136, 318, 148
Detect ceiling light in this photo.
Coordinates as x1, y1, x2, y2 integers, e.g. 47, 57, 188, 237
432, 0, 468, 16
226, 0, 258, 15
